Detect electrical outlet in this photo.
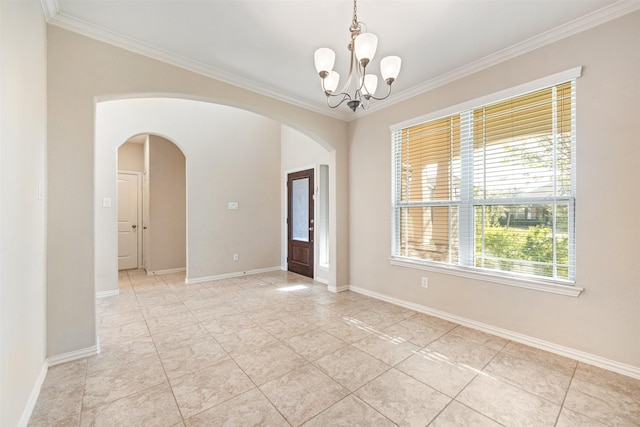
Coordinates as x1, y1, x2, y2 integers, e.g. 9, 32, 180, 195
233, 253, 239, 261
421, 277, 429, 288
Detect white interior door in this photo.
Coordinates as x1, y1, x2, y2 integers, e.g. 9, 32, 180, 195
118, 172, 141, 270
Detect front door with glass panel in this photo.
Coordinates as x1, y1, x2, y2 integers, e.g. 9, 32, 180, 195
287, 169, 314, 278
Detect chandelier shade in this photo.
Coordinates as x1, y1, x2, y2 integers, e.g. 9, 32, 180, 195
381, 55, 402, 84
361, 75, 378, 97
313, 0, 401, 112
354, 33, 378, 66
314, 48, 335, 76
324, 71, 340, 94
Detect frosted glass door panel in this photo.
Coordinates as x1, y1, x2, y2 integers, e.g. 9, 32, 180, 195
287, 168, 314, 278
292, 178, 309, 242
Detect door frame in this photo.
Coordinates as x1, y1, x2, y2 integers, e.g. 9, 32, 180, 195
117, 170, 143, 269
282, 165, 317, 279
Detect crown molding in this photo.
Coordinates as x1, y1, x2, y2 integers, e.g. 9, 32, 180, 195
40, 0, 58, 20
41, 1, 638, 122
41, 6, 351, 121
357, 0, 640, 120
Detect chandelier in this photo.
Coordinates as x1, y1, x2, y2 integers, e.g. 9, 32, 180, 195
314, 0, 402, 112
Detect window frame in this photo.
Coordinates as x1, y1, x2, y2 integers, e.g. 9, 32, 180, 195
390, 67, 583, 297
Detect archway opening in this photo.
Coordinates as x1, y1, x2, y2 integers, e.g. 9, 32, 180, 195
96, 97, 337, 297
117, 134, 187, 282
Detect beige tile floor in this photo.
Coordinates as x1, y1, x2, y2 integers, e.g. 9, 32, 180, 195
29, 270, 640, 426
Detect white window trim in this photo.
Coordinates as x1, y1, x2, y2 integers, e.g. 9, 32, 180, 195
390, 257, 583, 297
390, 67, 583, 297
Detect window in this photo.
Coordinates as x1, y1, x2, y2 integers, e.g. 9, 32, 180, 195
392, 71, 578, 284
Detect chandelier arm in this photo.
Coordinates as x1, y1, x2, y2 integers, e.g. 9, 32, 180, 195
331, 45, 357, 97
326, 92, 352, 109
366, 83, 393, 101
320, 69, 353, 104
361, 96, 370, 110
320, 76, 328, 95
356, 61, 367, 93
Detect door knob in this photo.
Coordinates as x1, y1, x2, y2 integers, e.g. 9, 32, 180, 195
132, 224, 137, 229
309, 227, 314, 231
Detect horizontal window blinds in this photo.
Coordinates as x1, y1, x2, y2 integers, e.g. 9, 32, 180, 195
392, 78, 576, 282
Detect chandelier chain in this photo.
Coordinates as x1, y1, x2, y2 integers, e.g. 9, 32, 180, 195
353, 0, 358, 24
350, 0, 361, 35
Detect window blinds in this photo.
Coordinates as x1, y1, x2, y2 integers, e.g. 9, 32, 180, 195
392, 76, 577, 283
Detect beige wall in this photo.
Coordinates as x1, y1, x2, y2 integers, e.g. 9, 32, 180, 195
148, 135, 186, 272
349, 11, 640, 368
281, 125, 332, 171
118, 141, 144, 172
0, 1, 48, 425
47, 25, 349, 357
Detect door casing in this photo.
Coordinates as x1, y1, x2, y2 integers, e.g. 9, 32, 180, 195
287, 168, 314, 278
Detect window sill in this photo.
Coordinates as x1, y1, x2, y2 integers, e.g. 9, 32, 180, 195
389, 257, 583, 297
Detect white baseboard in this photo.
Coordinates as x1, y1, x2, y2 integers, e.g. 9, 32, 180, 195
328, 284, 350, 293
20, 344, 100, 425
47, 344, 100, 367
17, 360, 48, 427
96, 289, 119, 298
185, 266, 282, 284
349, 285, 640, 380
146, 267, 186, 276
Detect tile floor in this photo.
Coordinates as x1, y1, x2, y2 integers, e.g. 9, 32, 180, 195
29, 270, 640, 426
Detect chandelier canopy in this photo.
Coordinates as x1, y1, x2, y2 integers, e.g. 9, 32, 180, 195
314, 0, 402, 112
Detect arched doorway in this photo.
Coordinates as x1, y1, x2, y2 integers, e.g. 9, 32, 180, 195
96, 97, 336, 296
117, 134, 186, 276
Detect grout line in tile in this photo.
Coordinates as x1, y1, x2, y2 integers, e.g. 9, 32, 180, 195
481, 343, 576, 409
439, 339, 508, 426
425, 399, 456, 427
76, 359, 88, 427
244, 363, 298, 427
552, 361, 578, 427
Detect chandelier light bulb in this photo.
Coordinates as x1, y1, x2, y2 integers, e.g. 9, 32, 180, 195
314, 48, 336, 76
380, 55, 402, 84
354, 33, 378, 67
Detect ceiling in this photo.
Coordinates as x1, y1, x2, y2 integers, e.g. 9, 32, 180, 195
43, 0, 636, 120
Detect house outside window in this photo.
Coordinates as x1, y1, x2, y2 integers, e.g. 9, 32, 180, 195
391, 70, 578, 284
